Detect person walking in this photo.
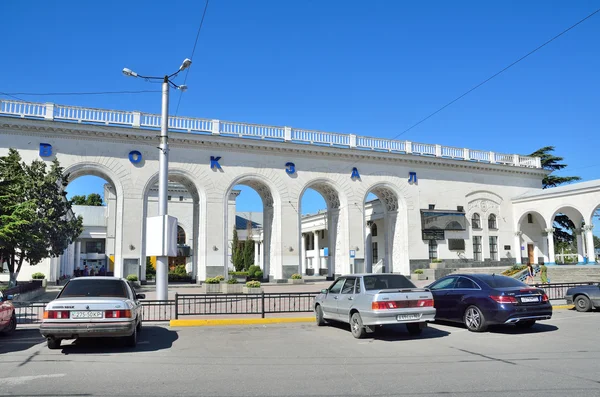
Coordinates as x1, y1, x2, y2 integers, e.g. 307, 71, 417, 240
539, 261, 549, 284
526, 263, 534, 284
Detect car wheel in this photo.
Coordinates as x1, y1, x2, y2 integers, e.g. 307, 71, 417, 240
515, 320, 536, 329
315, 305, 327, 326
406, 322, 423, 336
574, 295, 592, 312
136, 319, 142, 333
47, 338, 62, 350
464, 306, 488, 332
350, 312, 366, 339
124, 325, 137, 347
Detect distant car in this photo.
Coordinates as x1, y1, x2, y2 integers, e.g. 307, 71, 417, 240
0, 291, 17, 335
39, 277, 145, 349
427, 274, 552, 332
565, 284, 600, 312
314, 273, 436, 338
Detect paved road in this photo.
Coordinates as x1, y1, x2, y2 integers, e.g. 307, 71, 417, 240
1, 310, 599, 396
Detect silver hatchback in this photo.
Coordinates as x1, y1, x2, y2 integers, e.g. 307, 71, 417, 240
314, 273, 436, 338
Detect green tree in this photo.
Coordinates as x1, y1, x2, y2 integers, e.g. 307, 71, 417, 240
530, 146, 581, 243
231, 229, 244, 272
0, 149, 83, 287
594, 235, 600, 249
242, 220, 255, 271
71, 193, 103, 206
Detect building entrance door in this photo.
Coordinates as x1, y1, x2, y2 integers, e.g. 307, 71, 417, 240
527, 244, 535, 264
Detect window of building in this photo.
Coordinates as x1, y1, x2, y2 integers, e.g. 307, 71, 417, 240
473, 236, 482, 261
489, 236, 498, 261
472, 213, 481, 229
85, 241, 105, 254
527, 213, 533, 224
168, 195, 172, 201
372, 242, 379, 263
488, 214, 497, 230
177, 226, 186, 246
428, 240, 438, 261
179, 196, 184, 201
371, 223, 378, 237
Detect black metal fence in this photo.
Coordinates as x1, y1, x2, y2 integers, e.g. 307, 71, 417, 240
2, 280, 43, 296
532, 282, 597, 300
174, 292, 318, 319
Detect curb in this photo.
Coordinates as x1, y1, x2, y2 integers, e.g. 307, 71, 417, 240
552, 304, 574, 310
170, 317, 314, 327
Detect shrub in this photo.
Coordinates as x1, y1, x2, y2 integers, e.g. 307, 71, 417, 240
205, 277, 220, 284
126, 274, 138, 282
248, 265, 261, 277
214, 275, 225, 282
227, 278, 238, 284
254, 270, 263, 280
431, 259, 442, 263
502, 265, 526, 277
414, 269, 424, 274
246, 280, 261, 288
31, 272, 46, 279
291, 273, 302, 280
173, 264, 187, 276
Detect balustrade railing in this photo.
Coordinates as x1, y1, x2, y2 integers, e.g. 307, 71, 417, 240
0, 99, 541, 168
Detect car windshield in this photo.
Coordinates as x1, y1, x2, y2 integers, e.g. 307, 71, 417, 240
478, 275, 526, 289
58, 279, 129, 298
363, 275, 416, 290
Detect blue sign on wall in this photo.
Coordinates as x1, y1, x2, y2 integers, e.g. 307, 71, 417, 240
128, 150, 142, 164
39, 143, 52, 157
210, 156, 222, 170
351, 167, 360, 179
323, 247, 329, 257
408, 171, 417, 183
285, 162, 296, 175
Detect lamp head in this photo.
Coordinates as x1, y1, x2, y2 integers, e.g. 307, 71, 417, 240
179, 58, 192, 71
122, 68, 138, 77
177, 85, 188, 92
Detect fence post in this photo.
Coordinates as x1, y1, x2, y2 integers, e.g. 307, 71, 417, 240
174, 292, 179, 320
261, 292, 265, 319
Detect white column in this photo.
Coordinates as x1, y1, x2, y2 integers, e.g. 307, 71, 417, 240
254, 240, 259, 267
313, 230, 321, 273
545, 228, 555, 265
584, 225, 596, 263
300, 234, 307, 275
365, 222, 373, 273
514, 232, 522, 264
74, 241, 81, 273
576, 229, 584, 263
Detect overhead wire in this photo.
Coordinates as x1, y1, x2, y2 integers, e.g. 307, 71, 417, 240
174, 0, 211, 116
1, 90, 161, 97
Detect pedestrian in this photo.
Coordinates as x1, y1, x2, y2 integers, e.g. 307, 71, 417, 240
526, 263, 534, 284
539, 261, 549, 284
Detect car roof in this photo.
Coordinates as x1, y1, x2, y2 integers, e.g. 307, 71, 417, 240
68, 276, 125, 281
336, 273, 409, 278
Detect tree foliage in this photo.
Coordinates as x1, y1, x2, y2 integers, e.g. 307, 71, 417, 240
231, 228, 244, 272
242, 220, 255, 271
0, 149, 83, 287
71, 193, 103, 206
529, 146, 581, 243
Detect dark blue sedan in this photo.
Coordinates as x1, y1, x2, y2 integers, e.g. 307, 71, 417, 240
427, 274, 552, 332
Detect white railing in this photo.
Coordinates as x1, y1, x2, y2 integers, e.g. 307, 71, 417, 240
0, 99, 542, 169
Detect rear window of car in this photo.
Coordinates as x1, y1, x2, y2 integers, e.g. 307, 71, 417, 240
363, 275, 416, 290
478, 275, 526, 289
59, 279, 129, 298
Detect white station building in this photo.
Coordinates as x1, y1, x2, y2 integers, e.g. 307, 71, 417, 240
0, 100, 599, 284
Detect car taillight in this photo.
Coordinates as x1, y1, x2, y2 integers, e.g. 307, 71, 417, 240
490, 295, 517, 304
371, 299, 433, 310
104, 310, 132, 318
43, 310, 70, 319
541, 293, 549, 302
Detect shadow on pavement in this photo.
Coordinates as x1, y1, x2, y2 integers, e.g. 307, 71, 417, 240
58, 325, 178, 354
433, 320, 559, 334
0, 328, 45, 355
326, 321, 450, 341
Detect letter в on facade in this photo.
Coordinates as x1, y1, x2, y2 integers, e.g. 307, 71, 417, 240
210, 156, 222, 170
408, 171, 417, 183
285, 162, 295, 175
351, 167, 360, 179
129, 150, 142, 164
39, 143, 52, 157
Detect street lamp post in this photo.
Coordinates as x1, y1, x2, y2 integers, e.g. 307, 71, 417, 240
123, 59, 191, 301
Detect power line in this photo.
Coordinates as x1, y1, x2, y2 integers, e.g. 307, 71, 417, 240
0, 92, 25, 101
175, 0, 211, 116
2, 90, 160, 96
393, 7, 600, 139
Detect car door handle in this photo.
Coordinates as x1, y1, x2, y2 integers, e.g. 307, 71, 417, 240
333, 296, 338, 300
348, 297, 354, 301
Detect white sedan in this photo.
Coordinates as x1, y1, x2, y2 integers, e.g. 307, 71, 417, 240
40, 276, 144, 349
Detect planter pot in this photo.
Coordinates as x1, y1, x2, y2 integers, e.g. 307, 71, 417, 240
221, 284, 243, 294
288, 279, 304, 284
234, 276, 247, 283
429, 262, 445, 269
319, 268, 328, 276
417, 274, 428, 280
243, 287, 263, 294
204, 283, 222, 293
305, 268, 314, 276
41, 279, 48, 288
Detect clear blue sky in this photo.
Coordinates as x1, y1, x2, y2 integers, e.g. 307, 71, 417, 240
1, 1, 599, 221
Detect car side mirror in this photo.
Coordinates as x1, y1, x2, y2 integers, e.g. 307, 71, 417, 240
136, 294, 146, 300
320, 289, 328, 294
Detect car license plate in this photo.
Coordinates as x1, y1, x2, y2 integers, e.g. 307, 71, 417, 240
521, 296, 539, 303
71, 311, 103, 319
397, 314, 421, 321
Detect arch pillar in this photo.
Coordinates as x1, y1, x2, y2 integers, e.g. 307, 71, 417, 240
584, 224, 596, 263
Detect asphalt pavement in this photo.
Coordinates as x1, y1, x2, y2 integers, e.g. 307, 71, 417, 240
1, 309, 599, 397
